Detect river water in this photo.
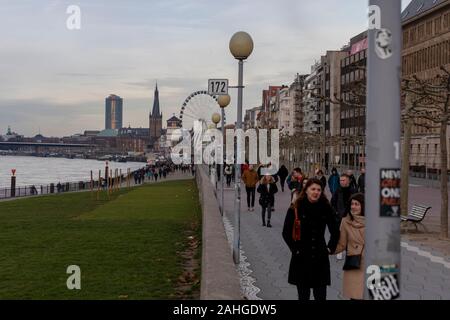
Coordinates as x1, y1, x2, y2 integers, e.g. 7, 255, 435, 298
0, 156, 145, 188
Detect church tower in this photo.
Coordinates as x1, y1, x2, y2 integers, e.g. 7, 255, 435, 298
149, 83, 163, 146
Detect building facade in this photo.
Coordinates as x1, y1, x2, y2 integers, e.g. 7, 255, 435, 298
402, 0, 450, 174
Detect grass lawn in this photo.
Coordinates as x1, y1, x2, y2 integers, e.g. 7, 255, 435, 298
0, 179, 201, 299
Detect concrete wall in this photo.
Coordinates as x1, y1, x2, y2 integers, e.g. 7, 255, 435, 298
196, 165, 242, 300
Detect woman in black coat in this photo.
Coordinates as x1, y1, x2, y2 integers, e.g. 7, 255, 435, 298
257, 174, 278, 227
282, 178, 340, 300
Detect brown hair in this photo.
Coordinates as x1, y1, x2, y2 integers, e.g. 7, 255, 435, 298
296, 178, 330, 207
348, 193, 365, 219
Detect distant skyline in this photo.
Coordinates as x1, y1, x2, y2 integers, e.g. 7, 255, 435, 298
1, 0, 412, 137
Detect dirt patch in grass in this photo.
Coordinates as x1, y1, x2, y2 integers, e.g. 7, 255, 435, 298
172, 220, 201, 299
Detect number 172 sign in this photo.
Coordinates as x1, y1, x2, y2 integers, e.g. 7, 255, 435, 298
208, 79, 228, 95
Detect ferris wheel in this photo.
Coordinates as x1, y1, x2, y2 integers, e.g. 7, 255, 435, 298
179, 90, 225, 131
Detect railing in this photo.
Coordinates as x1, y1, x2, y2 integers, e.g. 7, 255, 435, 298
0, 170, 141, 200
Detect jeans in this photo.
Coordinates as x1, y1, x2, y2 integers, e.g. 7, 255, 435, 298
261, 205, 272, 224
246, 187, 255, 207
226, 175, 232, 187
296, 286, 327, 301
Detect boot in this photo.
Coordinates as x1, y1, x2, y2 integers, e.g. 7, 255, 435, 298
267, 220, 272, 228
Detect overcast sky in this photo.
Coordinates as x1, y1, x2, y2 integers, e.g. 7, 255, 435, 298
1, 0, 412, 137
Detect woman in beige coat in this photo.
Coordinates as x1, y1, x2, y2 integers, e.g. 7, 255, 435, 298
334, 193, 365, 300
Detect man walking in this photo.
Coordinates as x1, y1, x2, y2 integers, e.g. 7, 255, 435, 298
242, 165, 259, 211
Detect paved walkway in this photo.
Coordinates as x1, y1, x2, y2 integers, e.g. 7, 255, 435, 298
219, 179, 450, 300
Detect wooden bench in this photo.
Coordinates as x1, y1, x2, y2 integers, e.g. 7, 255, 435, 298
401, 204, 431, 232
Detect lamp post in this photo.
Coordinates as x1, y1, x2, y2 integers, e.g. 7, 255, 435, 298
212, 113, 221, 189
218, 94, 231, 215
229, 31, 253, 264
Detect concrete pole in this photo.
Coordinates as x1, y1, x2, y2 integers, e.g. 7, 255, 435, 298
221, 107, 225, 216
365, 0, 401, 300
233, 59, 244, 264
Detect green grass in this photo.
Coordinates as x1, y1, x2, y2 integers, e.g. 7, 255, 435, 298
0, 179, 201, 299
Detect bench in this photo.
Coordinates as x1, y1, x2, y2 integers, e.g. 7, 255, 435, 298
401, 204, 431, 232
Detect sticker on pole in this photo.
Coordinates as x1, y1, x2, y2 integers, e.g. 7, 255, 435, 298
368, 273, 400, 300
380, 169, 401, 217
374, 28, 393, 60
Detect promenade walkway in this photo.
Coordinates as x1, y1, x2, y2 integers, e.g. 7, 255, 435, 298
218, 177, 450, 300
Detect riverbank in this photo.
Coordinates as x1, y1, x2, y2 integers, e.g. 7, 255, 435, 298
0, 179, 201, 299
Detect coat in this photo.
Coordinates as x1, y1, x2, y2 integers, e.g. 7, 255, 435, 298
331, 186, 356, 218
277, 165, 289, 181
357, 174, 365, 193
242, 170, 259, 188
257, 178, 278, 207
335, 214, 365, 300
287, 174, 303, 193
328, 173, 340, 194
282, 197, 340, 287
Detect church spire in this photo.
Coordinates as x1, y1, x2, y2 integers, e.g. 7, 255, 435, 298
151, 82, 161, 118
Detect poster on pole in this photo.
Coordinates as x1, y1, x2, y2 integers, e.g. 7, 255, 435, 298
380, 168, 401, 217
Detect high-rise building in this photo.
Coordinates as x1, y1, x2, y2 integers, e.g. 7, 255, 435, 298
105, 94, 123, 130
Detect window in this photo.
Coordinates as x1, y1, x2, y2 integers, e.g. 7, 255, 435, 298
426, 21, 433, 35
403, 30, 409, 46
444, 13, 450, 30
418, 24, 425, 39
435, 16, 442, 34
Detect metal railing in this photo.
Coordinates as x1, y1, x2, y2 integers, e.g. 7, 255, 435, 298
0, 170, 141, 200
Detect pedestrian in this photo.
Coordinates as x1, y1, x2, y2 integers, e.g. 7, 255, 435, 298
357, 168, 365, 193
282, 178, 340, 301
346, 170, 358, 192
277, 164, 289, 192
331, 173, 356, 260
302, 176, 309, 190
327, 167, 340, 195
257, 174, 278, 228
332, 193, 365, 300
224, 164, 233, 187
242, 165, 259, 212
154, 171, 159, 182
315, 170, 327, 191
287, 168, 303, 199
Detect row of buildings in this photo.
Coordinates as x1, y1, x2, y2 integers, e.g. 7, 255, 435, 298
244, 0, 450, 174
2, 84, 182, 158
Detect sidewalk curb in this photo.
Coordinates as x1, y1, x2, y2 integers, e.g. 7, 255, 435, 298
196, 166, 242, 300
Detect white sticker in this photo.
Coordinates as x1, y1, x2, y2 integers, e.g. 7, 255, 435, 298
375, 28, 393, 60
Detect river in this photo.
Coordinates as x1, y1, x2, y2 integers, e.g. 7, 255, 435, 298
0, 155, 145, 188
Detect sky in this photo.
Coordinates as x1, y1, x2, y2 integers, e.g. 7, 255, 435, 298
1, 0, 412, 137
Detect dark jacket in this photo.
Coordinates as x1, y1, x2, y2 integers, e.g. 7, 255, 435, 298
349, 175, 358, 192
357, 173, 365, 193
331, 186, 356, 218
282, 197, 340, 287
317, 175, 327, 191
257, 180, 278, 207
277, 165, 289, 181
328, 173, 340, 194
287, 174, 303, 193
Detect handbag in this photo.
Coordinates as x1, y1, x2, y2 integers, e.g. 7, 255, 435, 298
343, 244, 364, 271
292, 207, 301, 241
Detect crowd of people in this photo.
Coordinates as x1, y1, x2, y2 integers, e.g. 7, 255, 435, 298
223, 163, 367, 300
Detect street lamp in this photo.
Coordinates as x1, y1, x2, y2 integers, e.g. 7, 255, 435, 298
217, 94, 230, 216
210, 113, 221, 189
229, 31, 253, 264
